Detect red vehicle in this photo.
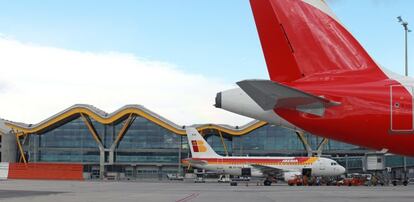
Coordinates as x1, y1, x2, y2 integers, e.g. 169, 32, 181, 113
216, 0, 414, 157
341, 177, 366, 186
287, 177, 303, 186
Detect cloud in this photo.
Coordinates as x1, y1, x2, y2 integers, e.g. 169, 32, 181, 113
0, 37, 252, 126
0, 81, 6, 93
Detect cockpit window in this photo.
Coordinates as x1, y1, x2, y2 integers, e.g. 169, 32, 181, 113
331, 162, 337, 166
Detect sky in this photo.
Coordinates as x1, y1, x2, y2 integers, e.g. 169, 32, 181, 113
0, 0, 413, 126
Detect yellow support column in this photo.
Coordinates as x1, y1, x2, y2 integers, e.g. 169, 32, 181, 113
316, 138, 329, 157
111, 114, 134, 149
109, 114, 135, 164
296, 131, 313, 157
15, 132, 27, 164
80, 113, 105, 179
80, 113, 103, 146
218, 130, 229, 156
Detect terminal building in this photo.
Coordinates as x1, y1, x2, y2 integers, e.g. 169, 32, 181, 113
1, 104, 413, 180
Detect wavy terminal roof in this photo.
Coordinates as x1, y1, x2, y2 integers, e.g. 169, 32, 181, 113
4, 104, 267, 136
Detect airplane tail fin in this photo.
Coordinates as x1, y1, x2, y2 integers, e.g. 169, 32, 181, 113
250, 0, 385, 82
185, 127, 221, 158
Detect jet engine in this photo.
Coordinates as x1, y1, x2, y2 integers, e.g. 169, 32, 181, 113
215, 88, 296, 129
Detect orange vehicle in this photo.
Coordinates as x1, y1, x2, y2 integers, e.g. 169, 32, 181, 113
287, 175, 310, 186
341, 174, 366, 186
287, 177, 303, 186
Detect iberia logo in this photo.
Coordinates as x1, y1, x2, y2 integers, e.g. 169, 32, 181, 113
191, 140, 207, 152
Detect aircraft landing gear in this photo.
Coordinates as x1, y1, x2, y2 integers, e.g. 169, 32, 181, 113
264, 179, 272, 186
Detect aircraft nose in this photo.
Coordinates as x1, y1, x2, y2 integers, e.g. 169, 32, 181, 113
338, 166, 346, 174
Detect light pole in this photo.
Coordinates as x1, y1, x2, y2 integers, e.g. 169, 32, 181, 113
397, 16, 411, 182
397, 16, 411, 77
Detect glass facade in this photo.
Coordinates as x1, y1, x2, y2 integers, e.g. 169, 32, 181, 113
304, 133, 364, 152
202, 126, 307, 157
333, 156, 364, 170
38, 117, 98, 149
23, 118, 371, 164
233, 126, 305, 156
325, 140, 364, 151
23, 115, 185, 164
205, 133, 232, 156
385, 156, 414, 167
91, 120, 115, 148
26, 117, 100, 162
117, 117, 180, 150
116, 116, 182, 163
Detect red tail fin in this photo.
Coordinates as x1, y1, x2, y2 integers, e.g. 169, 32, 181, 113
250, 0, 384, 82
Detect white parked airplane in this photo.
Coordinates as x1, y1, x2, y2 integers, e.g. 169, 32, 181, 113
184, 127, 345, 185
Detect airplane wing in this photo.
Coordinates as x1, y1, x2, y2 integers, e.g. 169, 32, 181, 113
237, 79, 340, 116
186, 159, 208, 166
251, 164, 292, 177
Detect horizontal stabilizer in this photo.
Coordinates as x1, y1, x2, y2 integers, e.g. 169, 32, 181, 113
237, 80, 340, 116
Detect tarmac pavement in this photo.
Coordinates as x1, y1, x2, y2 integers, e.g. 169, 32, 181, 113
0, 180, 413, 202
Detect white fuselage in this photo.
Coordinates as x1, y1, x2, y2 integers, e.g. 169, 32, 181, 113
190, 156, 345, 180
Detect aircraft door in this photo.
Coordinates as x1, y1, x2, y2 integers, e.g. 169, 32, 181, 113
390, 85, 413, 132
241, 168, 252, 177
302, 168, 312, 177
317, 159, 325, 175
